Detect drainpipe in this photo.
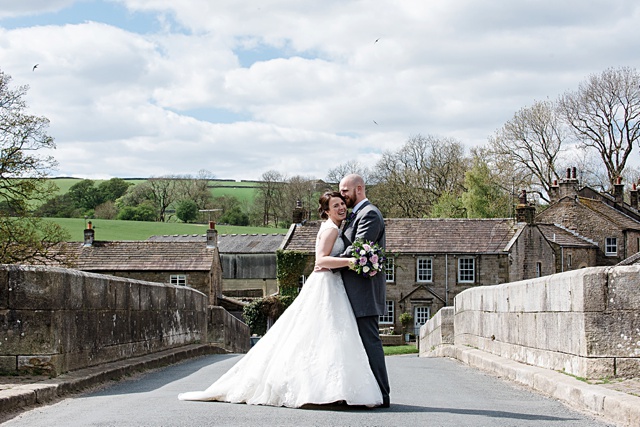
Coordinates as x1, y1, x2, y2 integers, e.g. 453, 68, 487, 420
445, 254, 449, 305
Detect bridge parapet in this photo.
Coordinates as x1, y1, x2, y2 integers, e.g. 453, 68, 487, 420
420, 265, 640, 379
0, 264, 249, 376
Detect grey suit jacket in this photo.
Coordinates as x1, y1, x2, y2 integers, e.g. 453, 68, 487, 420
340, 201, 386, 318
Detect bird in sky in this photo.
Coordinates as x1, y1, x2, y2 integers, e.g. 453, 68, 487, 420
32, 64, 38, 71
374, 38, 380, 44
373, 120, 378, 125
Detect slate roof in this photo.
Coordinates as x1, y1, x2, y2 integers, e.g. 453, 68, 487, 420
55, 241, 215, 271
577, 197, 640, 230
148, 233, 286, 253
282, 218, 521, 254
536, 224, 597, 248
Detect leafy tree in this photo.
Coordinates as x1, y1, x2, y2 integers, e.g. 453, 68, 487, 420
219, 206, 249, 226
430, 192, 466, 218
0, 68, 69, 264
460, 160, 513, 218
35, 193, 80, 218
559, 66, 640, 188
176, 199, 198, 223
116, 204, 156, 221
97, 178, 132, 202
67, 179, 104, 213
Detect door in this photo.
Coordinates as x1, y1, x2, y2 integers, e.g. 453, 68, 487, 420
414, 306, 430, 335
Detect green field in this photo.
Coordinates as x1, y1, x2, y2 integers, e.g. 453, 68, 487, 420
46, 217, 288, 242
49, 178, 261, 204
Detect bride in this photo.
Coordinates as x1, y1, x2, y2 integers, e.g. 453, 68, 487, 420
178, 191, 383, 408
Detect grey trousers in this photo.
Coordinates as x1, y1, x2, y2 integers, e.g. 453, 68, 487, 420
356, 315, 390, 402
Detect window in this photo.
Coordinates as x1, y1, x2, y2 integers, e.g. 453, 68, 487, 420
385, 257, 395, 283
170, 274, 186, 286
416, 257, 432, 282
605, 237, 617, 256
379, 300, 394, 324
536, 262, 542, 278
458, 257, 475, 283
567, 254, 572, 268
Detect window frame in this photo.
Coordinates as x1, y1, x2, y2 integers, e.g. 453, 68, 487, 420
457, 257, 475, 283
170, 274, 187, 286
605, 237, 617, 256
416, 257, 433, 283
385, 257, 395, 283
379, 300, 395, 324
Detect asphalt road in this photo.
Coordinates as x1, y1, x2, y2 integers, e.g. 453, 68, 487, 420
0, 354, 614, 427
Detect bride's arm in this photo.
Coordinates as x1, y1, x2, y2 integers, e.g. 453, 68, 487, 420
315, 227, 355, 270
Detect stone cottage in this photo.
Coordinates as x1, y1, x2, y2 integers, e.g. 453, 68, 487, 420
538, 168, 640, 265
280, 210, 596, 336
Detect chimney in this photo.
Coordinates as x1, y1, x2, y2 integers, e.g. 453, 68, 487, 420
613, 176, 624, 204
83, 221, 94, 246
292, 200, 306, 224
631, 182, 639, 210
206, 221, 218, 248
558, 166, 579, 199
548, 179, 559, 203
515, 190, 536, 224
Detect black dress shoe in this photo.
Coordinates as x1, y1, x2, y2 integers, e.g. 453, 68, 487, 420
376, 397, 390, 408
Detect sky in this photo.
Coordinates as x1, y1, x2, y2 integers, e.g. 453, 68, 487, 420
1, 0, 639, 181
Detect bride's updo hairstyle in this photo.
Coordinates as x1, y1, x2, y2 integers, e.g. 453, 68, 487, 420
318, 191, 345, 219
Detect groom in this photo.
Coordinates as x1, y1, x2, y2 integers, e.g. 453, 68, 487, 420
339, 174, 390, 408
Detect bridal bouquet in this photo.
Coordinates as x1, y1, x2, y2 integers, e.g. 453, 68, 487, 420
349, 239, 386, 278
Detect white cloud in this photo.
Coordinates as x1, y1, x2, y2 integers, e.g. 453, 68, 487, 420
1, 0, 640, 181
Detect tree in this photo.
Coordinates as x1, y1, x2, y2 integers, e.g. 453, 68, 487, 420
488, 99, 565, 203
369, 134, 468, 217
176, 199, 198, 223
559, 66, 640, 188
460, 159, 513, 218
97, 178, 132, 202
0, 68, 69, 264
326, 160, 372, 184
219, 206, 249, 226
67, 179, 104, 213
255, 170, 285, 227
174, 170, 214, 211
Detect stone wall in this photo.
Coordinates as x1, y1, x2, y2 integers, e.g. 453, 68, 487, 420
420, 265, 640, 379
0, 265, 250, 376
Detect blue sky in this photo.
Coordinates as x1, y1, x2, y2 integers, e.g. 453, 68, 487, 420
1, 0, 639, 181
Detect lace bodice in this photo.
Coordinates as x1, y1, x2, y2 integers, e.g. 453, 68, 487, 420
317, 220, 345, 257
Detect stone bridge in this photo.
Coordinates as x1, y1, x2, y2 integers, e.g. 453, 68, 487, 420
420, 265, 640, 426
0, 265, 249, 377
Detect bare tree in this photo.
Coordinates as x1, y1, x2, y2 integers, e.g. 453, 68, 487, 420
326, 160, 372, 184
174, 169, 214, 212
488, 99, 566, 203
369, 134, 467, 217
255, 170, 285, 227
146, 176, 179, 222
559, 66, 640, 188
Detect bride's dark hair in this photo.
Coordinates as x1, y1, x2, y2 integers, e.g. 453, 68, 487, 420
318, 191, 345, 219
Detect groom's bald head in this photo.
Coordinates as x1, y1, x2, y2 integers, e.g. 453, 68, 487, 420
339, 174, 366, 208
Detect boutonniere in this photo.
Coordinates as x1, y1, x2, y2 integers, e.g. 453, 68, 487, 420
344, 211, 357, 227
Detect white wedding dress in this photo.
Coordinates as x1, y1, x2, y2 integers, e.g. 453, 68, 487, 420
178, 220, 383, 408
